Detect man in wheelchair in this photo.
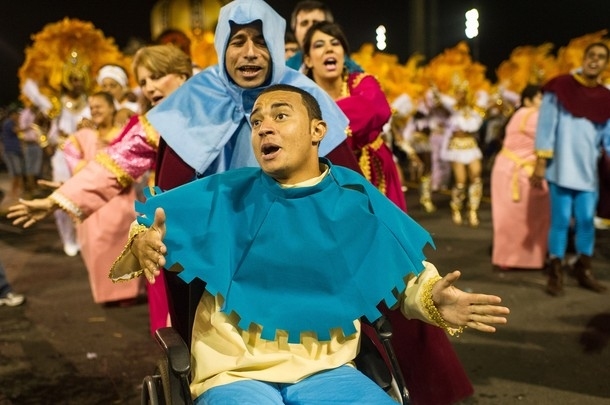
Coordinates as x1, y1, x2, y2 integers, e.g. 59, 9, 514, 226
111, 84, 509, 404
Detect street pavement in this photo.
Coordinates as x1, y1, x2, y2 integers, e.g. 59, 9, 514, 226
0, 171, 609, 404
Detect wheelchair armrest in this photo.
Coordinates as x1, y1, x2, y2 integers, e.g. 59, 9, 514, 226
154, 327, 191, 376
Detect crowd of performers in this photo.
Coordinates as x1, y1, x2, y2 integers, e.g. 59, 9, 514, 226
0, 2, 607, 403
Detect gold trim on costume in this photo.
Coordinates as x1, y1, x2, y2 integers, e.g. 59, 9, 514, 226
351, 72, 369, 89
139, 115, 161, 149
536, 150, 553, 159
49, 191, 84, 222
499, 148, 535, 202
448, 134, 478, 150
94, 151, 135, 188
108, 224, 148, 283
358, 135, 387, 195
518, 109, 536, 133
421, 275, 465, 337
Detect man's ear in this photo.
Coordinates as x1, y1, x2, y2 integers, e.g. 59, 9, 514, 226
311, 119, 327, 145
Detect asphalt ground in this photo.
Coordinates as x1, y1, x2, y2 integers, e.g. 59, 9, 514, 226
0, 171, 609, 405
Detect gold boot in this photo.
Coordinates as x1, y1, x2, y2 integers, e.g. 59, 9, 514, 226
450, 184, 466, 225
467, 179, 482, 227
419, 175, 436, 213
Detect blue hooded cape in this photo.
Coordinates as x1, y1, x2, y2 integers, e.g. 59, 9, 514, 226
136, 160, 434, 343
146, 0, 349, 176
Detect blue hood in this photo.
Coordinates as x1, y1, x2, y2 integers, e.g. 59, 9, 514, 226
146, 0, 349, 176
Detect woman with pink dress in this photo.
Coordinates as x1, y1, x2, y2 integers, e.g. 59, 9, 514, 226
491, 85, 550, 269
62, 91, 142, 304
9, 45, 193, 334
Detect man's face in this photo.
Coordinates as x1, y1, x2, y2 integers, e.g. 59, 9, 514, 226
581, 45, 609, 80
225, 24, 271, 89
250, 90, 326, 184
284, 41, 299, 60
294, 9, 326, 47
69, 74, 87, 95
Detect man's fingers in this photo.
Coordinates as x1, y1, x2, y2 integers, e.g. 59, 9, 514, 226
440, 270, 461, 287
153, 208, 167, 234
465, 321, 498, 333
468, 294, 504, 306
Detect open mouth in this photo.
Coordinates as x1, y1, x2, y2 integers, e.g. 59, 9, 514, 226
239, 65, 262, 77
151, 95, 164, 105
323, 57, 338, 69
261, 143, 281, 157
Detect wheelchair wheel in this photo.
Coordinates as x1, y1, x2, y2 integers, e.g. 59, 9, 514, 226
157, 358, 173, 405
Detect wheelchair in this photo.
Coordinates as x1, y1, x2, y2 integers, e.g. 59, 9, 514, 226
141, 275, 411, 405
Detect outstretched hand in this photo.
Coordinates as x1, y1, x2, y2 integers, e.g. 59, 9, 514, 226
37, 179, 62, 190
132, 208, 167, 284
7, 198, 57, 228
432, 270, 510, 333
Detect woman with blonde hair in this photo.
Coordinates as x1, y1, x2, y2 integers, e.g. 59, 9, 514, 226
9, 44, 193, 334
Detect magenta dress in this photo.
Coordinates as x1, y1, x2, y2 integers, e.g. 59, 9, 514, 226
338, 73, 473, 404
491, 107, 550, 269
337, 73, 407, 211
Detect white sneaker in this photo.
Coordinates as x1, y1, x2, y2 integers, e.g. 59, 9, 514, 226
63, 242, 80, 257
0, 292, 25, 307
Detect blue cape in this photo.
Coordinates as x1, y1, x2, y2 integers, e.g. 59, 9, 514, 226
136, 161, 433, 342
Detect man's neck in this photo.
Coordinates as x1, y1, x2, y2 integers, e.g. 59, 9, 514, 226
574, 72, 600, 87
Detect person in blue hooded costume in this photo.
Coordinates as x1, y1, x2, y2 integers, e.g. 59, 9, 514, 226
112, 84, 510, 404
134, 0, 362, 340
117, 1, 478, 403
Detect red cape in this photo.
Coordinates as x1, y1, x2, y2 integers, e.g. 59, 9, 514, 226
543, 74, 610, 124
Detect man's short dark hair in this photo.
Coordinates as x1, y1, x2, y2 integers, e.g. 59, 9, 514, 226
259, 84, 322, 121
584, 42, 610, 58
290, 1, 334, 31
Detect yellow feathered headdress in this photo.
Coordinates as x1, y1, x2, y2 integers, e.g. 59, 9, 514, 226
422, 41, 491, 111
351, 43, 426, 110
18, 18, 127, 118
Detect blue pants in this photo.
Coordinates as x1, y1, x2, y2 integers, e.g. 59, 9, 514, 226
548, 183, 598, 258
195, 365, 397, 405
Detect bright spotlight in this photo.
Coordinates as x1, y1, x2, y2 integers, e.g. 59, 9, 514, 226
465, 8, 479, 39
376, 25, 387, 51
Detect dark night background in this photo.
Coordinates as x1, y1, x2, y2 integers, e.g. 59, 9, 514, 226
1, 0, 609, 106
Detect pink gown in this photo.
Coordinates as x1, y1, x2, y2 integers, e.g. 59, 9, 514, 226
63, 126, 142, 303
53, 116, 169, 333
491, 107, 550, 269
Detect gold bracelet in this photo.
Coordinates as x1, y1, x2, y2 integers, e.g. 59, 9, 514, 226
129, 223, 149, 240
108, 224, 149, 283
422, 275, 465, 337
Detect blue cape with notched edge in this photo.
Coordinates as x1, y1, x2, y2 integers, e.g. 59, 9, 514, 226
136, 160, 434, 343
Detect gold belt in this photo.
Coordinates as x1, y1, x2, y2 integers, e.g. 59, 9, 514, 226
499, 147, 535, 202
448, 134, 478, 150
358, 135, 386, 195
